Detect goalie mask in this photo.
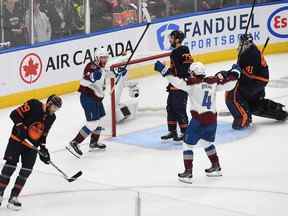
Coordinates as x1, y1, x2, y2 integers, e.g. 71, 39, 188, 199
238, 34, 253, 55
94, 48, 109, 67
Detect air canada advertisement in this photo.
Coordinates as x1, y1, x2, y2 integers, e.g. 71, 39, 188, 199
0, 1, 287, 97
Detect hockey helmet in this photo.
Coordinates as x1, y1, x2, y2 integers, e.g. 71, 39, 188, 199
189, 62, 206, 76
94, 48, 109, 65
47, 94, 62, 114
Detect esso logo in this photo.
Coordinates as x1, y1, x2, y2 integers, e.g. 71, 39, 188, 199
268, 6, 288, 38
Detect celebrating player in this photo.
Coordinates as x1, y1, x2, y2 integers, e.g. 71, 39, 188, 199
154, 30, 193, 142
66, 48, 128, 157
0, 95, 62, 210
226, 34, 288, 130
155, 61, 240, 183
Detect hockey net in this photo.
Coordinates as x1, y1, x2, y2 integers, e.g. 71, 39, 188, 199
101, 52, 171, 138
102, 51, 234, 138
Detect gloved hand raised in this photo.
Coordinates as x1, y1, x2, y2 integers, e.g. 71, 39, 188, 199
115, 67, 128, 78
154, 61, 170, 76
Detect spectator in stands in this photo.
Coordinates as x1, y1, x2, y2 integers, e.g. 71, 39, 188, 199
25, 0, 51, 43
70, 0, 85, 35
169, 0, 195, 15
90, 0, 114, 32
112, 0, 138, 26
146, 0, 170, 19
3, 0, 27, 47
199, 0, 211, 11
46, 0, 70, 39
200, 0, 222, 10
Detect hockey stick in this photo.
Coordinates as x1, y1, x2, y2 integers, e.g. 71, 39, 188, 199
111, 22, 151, 94
261, 37, 270, 54
21, 139, 82, 182
237, 0, 256, 64
48, 160, 82, 183
110, 4, 152, 94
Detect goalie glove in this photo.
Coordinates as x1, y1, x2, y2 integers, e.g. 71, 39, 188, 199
154, 61, 170, 76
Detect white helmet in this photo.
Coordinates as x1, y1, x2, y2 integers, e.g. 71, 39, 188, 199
94, 48, 109, 64
189, 62, 206, 76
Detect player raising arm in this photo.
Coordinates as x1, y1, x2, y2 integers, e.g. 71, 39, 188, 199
0, 95, 62, 210
66, 48, 127, 157
154, 30, 193, 142
155, 62, 240, 183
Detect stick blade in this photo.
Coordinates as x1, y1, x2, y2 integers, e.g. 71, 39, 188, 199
68, 171, 83, 182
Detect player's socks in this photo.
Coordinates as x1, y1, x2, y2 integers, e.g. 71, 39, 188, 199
10, 167, 31, 201
178, 150, 193, 183
0, 194, 3, 206
0, 163, 16, 196
72, 126, 91, 144
204, 145, 222, 177
7, 196, 21, 211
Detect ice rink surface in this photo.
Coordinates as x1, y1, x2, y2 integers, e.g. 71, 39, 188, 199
0, 53, 287, 216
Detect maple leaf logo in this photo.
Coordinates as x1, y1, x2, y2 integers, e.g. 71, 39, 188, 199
23, 58, 39, 77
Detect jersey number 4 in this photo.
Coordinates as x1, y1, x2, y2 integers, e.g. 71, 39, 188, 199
202, 91, 212, 109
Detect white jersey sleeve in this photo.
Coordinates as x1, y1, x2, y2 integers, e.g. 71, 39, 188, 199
165, 75, 190, 92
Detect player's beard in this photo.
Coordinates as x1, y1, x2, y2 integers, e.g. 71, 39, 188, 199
170, 41, 176, 48
169, 37, 177, 49
99, 58, 108, 67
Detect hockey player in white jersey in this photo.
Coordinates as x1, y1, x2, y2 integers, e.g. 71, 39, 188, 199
155, 62, 240, 183
66, 48, 131, 157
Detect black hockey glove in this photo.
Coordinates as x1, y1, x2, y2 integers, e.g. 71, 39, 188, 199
39, 145, 50, 165
15, 123, 27, 140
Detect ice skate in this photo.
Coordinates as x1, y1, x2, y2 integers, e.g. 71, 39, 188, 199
178, 170, 193, 184
66, 141, 82, 158
7, 196, 21, 211
89, 142, 106, 152
161, 131, 178, 142
205, 164, 222, 177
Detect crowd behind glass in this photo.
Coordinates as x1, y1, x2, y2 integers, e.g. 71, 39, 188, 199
0, 0, 282, 49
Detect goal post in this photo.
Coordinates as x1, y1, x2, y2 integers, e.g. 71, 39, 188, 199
105, 51, 172, 138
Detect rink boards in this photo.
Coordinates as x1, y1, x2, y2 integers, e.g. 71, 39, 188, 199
0, 1, 287, 108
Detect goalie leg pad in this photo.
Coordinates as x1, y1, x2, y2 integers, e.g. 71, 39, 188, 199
225, 87, 251, 129
252, 99, 288, 121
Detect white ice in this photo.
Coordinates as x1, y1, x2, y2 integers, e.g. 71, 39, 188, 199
0, 53, 288, 216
